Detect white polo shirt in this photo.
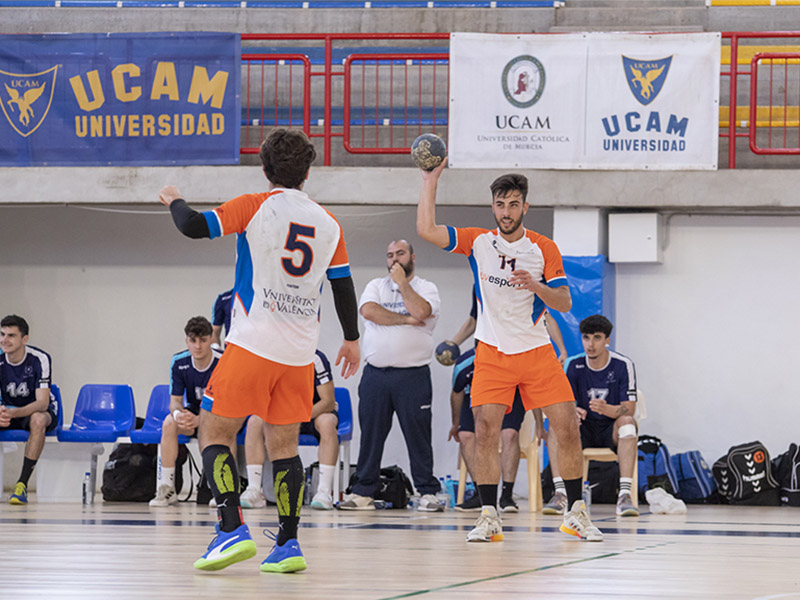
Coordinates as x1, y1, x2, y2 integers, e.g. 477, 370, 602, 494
359, 275, 440, 368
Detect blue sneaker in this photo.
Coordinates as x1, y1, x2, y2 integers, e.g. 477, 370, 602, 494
9, 482, 27, 505
194, 523, 258, 571
260, 534, 307, 573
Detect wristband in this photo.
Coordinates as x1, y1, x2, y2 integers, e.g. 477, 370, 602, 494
173, 409, 182, 420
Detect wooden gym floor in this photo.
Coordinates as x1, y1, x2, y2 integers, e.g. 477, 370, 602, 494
1, 497, 799, 600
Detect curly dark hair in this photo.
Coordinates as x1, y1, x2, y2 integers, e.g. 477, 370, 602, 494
184, 316, 212, 338
579, 314, 613, 337
259, 128, 317, 189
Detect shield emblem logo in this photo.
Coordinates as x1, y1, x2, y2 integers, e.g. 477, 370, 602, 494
0, 66, 59, 137
621, 56, 672, 106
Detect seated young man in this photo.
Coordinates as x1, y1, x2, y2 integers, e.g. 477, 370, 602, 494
150, 316, 222, 507
241, 349, 340, 510
544, 314, 639, 517
0, 315, 58, 505
450, 347, 542, 513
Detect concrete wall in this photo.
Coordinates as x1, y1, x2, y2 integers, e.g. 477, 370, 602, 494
3, 184, 800, 495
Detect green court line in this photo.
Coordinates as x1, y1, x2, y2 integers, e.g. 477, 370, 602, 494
379, 542, 672, 600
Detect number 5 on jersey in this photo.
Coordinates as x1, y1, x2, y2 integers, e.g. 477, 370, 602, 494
282, 222, 316, 277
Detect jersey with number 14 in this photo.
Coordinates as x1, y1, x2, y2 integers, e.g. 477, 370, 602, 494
445, 226, 568, 355
202, 188, 351, 366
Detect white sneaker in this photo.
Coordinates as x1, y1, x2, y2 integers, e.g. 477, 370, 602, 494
149, 484, 178, 507
337, 493, 375, 511
560, 500, 604, 541
310, 490, 334, 510
542, 491, 568, 515
616, 492, 640, 517
466, 506, 504, 542
240, 487, 266, 509
417, 494, 445, 512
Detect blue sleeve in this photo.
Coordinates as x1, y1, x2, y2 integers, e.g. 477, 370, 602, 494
203, 210, 222, 239
314, 350, 332, 386
452, 362, 468, 393
170, 358, 185, 398
564, 359, 582, 406
212, 295, 225, 326
444, 226, 457, 252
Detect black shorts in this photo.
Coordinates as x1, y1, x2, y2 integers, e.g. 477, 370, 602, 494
580, 420, 616, 451
0, 408, 58, 434
459, 393, 525, 433
299, 410, 338, 442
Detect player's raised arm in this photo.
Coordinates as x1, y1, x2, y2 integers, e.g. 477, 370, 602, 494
159, 185, 211, 239
416, 159, 450, 249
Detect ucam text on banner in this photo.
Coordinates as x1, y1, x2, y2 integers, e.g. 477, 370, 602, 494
448, 32, 720, 170
0, 33, 241, 167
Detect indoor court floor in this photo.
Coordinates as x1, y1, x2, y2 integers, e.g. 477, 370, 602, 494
2, 497, 799, 600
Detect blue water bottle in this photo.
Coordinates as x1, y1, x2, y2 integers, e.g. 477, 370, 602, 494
445, 475, 456, 508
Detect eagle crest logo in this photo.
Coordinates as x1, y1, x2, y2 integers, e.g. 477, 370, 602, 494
0, 66, 59, 137
621, 56, 672, 106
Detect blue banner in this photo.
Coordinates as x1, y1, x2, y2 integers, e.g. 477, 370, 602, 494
0, 33, 241, 166
547, 255, 616, 358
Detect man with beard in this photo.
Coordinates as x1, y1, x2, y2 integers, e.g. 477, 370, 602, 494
338, 240, 444, 512
416, 166, 603, 543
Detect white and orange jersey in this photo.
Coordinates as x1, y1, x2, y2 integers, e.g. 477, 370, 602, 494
202, 188, 350, 366
445, 226, 568, 355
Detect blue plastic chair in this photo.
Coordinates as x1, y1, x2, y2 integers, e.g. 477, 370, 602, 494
0, 384, 63, 442
131, 384, 247, 445
58, 384, 135, 443
130, 384, 170, 444
298, 387, 353, 499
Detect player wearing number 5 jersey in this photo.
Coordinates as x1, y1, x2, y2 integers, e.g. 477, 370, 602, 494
159, 128, 360, 574
417, 162, 603, 545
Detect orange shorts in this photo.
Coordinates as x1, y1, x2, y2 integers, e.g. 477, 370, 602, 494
472, 342, 574, 412
202, 343, 314, 425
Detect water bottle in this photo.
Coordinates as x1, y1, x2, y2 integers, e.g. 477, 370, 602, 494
374, 499, 391, 509
582, 480, 592, 512
82, 472, 93, 505
445, 475, 456, 507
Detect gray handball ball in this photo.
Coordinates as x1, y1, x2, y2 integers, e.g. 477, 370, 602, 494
411, 133, 446, 171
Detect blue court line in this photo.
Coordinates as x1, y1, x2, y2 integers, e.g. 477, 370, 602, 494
3, 516, 800, 538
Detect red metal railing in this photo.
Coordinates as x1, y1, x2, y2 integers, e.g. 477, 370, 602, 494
721, 31, 800, 167
241, 33, 449, 165
240, 53, 312, 153
241, 32, 800, 168
749, 52, 800, 155
342, 53, 449, 154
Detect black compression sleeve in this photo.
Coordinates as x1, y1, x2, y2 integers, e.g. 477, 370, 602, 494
330, 276, 360, 342
169, 199, 211, 239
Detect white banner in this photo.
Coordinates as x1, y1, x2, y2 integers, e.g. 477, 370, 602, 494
448, 32, 721, 170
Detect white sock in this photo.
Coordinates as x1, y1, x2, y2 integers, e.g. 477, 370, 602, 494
318, 464, 336, 495
553, 477, 566, 494
619, 477, 633, 497
246, 464, 263, 490
159, 465, 175, 489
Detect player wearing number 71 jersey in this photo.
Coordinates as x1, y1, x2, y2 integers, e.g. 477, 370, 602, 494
416, 162, 603, 545
159, 128, 360, 574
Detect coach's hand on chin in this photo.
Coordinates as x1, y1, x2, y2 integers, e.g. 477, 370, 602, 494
159, 185, 182, 206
